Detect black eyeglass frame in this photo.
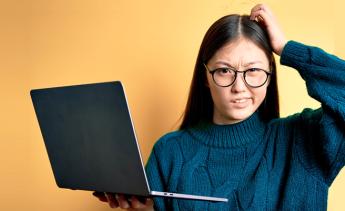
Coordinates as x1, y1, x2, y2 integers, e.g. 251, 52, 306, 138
203, 63, 272, 88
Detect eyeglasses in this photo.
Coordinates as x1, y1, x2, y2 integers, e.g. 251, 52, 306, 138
203, 63, 272, 88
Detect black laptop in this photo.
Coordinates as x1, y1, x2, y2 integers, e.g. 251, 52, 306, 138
30, 81, 228, 202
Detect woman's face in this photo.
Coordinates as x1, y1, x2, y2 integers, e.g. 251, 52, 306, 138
206, 37, 270, 125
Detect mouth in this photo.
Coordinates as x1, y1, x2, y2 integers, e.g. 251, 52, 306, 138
230, 98, 251, 107
231, 97, 251, 103
233, 99, 248, 103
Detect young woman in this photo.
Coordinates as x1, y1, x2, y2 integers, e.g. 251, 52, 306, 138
94, 4, 345, 210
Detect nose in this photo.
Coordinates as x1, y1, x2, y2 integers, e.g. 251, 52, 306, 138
231, 73, 247, 93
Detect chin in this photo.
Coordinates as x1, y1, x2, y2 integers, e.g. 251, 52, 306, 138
228, 109, 254, 122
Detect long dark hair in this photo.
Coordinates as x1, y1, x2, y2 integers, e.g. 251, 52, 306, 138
179, 15, 279, 130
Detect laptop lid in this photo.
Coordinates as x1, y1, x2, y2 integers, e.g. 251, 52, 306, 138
30, 81, 151, 196
31, 81, 228, 203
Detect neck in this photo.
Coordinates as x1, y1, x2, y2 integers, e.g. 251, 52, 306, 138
212, 115, 244, 125
188, 112, 266, 148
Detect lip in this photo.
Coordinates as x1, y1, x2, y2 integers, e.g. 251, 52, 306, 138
231, 97, 251, 103
230, 97, 251, 108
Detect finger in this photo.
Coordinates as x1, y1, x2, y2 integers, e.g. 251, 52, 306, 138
250, 4, 270, 15
105, 193, 119, 208
145, 198, 154, 206
130, 196, 146, 209
250, 4, 272, 20
255, 4, 273, 16
250, 4, 264, 18
92, 192, 108, 202
250, 9, 271, 26
116, 194, 130, 209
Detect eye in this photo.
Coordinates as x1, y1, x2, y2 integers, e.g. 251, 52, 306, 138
246, 68, 265, 76
219, 68, 229, 74
214, 68, 231, 75
247, 68, 260, 72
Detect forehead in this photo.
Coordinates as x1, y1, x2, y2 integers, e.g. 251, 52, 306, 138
209, 38, 269, 66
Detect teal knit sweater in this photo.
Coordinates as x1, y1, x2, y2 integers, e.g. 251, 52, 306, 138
145, 41, 345, 210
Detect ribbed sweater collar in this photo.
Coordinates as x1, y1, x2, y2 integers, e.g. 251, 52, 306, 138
187, 112, 266, 148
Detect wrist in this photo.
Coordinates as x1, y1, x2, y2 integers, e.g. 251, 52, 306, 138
277, 40, 288, 56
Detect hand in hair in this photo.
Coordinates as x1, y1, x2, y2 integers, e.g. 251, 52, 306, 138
250, 4, 287, 56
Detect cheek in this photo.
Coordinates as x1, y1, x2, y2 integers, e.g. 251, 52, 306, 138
208, 84, 230, 108
252, 87, 268, 105
206, 75, 216, 100
206, 74, 224, 101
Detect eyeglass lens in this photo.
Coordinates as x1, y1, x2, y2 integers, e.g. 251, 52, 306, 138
212, 68, 269, 87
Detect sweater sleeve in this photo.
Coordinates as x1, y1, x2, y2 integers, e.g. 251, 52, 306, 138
280, 41, 345, 186
145, 132, 183, 210
145, 140, 168, 210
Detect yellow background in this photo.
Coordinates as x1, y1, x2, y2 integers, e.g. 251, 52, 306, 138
1, 0, 344, 210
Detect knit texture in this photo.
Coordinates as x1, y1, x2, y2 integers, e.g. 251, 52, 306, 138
145, 41, 345, 210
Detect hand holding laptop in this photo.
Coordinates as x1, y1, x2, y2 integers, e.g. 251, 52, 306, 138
93, 192, 154, 210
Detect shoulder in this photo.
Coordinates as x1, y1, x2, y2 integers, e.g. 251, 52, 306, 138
157, 130, 185, 142
152, 130, 186, 154
267, 108, 323, 129
263, 108, 323, 157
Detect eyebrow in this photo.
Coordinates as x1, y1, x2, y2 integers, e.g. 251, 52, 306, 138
214, 60, 263, 67
243, 61, 263, 67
